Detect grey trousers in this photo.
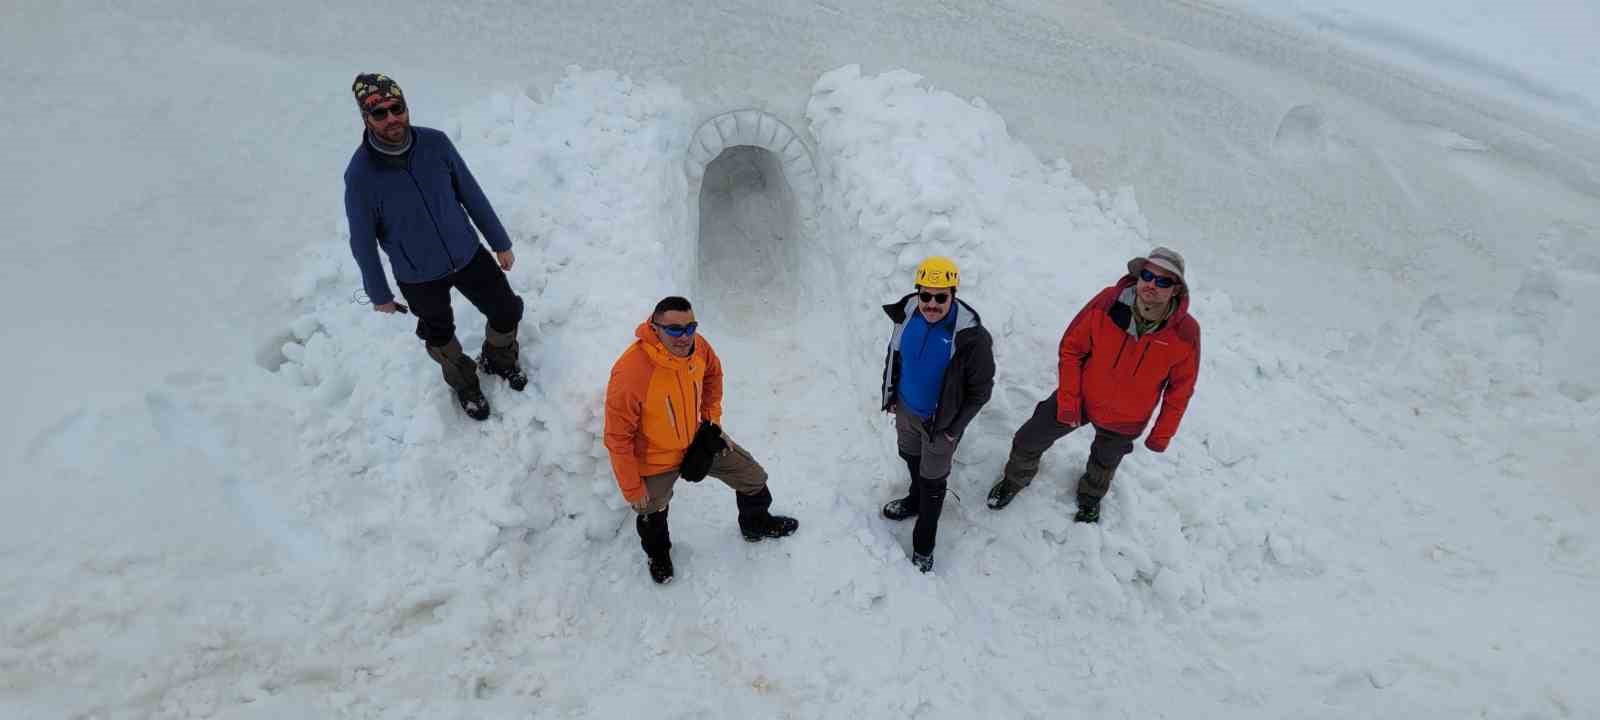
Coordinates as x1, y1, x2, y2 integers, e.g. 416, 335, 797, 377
894, 405, 960, 479
1001, 391, 1137, 499
633, 437, 768, 515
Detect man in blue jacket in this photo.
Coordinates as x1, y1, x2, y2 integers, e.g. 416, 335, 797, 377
344, 73, 527, 421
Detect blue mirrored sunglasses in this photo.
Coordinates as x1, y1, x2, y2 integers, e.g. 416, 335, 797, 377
1138, 268, 1179, 289
653, 321, 698, 338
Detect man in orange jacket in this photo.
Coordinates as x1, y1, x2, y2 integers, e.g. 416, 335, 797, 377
604, 296, 799, 584
987, 247, 1200, 523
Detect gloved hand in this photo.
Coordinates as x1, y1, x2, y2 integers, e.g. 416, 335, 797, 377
680, 421, 727, 482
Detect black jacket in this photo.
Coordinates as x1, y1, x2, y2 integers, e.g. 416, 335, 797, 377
880, 294, 996, 437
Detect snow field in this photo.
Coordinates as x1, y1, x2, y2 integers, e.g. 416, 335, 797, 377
5, 39, 1598, 720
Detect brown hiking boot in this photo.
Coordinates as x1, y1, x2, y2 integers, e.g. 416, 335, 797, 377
426, 338, 490, 421
480, 326, 527, 391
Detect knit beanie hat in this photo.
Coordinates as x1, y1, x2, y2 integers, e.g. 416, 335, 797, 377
352, 73, 404, 111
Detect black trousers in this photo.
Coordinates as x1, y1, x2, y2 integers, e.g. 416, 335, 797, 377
900, 452, 947, 556
396, 247, 524, 347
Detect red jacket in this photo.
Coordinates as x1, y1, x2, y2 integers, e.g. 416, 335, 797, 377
1057, 277, 1200, 451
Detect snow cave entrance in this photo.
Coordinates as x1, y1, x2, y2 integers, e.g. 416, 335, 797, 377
686, 110, 827, 336
696, 145, 802, 328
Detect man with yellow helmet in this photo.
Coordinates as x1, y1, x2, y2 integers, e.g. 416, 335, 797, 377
878, 256, 996, 573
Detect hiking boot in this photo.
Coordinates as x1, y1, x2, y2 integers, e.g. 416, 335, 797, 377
741, 514, 799, 542
987, 478, 1023, 510
911, 551, 934, 573
735, 487, 798, 541
478, 353, 527, 391
456, 386, 491, 421
427, 338, 490, 420
480, 327, 527, 391
881, 496, 919, 521
1074, 494, 1101, 524
647, 554, 674, 584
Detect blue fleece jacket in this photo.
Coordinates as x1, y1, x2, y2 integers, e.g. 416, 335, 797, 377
343, 126, 512, 305
897, 307, 957, 418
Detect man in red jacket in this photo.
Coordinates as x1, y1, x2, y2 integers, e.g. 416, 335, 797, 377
986, 247, 1200, 523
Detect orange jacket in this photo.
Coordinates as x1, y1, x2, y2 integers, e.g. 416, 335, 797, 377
604, 321, 725, 501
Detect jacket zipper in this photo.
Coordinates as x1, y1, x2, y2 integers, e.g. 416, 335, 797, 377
403, 155, 459, 275
1132, 342, 1151, 376
1111, 334, 1130, 369
664, 396, 679, 442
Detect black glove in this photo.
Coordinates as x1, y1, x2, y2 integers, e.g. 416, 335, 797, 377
679, 421, 727, 482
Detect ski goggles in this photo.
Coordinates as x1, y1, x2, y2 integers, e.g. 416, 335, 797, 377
366, 102, 408, 121
1138, 268, 1180, 289
653, 321, 699, 338
917, 291, 950, 304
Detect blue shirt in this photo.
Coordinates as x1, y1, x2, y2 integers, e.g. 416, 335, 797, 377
897, 308, 956, 418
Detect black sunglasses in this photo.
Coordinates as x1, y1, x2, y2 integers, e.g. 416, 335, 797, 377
653, 321, 698, 338
1138, 268, 1179, 289
366, 102, 408, 121
918, 291, 950, 304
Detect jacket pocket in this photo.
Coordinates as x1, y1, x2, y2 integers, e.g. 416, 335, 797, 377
665, 396, 682, 444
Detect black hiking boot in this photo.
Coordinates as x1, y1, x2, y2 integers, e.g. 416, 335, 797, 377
882, 496, 919, 521
736, 487, 798, 542
456, 386, 491, 421
987, 478, 1023, 510
480, 326, 528, 391
637, 508, 673, 583
911, 551, 934, 573
1074, 494, 1101, 524
478, 353, 528, 392
647, 553, 674, 584
742, 515, 799, 542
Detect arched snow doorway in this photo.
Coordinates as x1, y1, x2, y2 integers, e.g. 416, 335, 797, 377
696, 145, 799, 325
685, 111, 828, 332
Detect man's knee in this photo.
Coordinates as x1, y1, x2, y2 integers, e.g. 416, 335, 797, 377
416, 320, 456, 347
489, 295, 524, 334
730, 452, 769, 494
740, 460, 769, 491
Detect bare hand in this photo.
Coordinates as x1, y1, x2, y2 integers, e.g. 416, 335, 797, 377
629, 489, 651, 513
495, 249, 515, 271
943, 432, 956, 443
374, 302, 398, 314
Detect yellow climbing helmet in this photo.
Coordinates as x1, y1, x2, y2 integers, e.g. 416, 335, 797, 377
914, 256, 960, 288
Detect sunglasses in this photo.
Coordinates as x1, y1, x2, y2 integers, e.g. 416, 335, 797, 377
366, 102, 408, 121
653, 321, 698, 338
1138, 269, 1179, 289
918, 291, 950, 304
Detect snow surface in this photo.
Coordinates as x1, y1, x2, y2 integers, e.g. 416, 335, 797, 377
1214, 0, 1600, 130
3, 1, 1599, 718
